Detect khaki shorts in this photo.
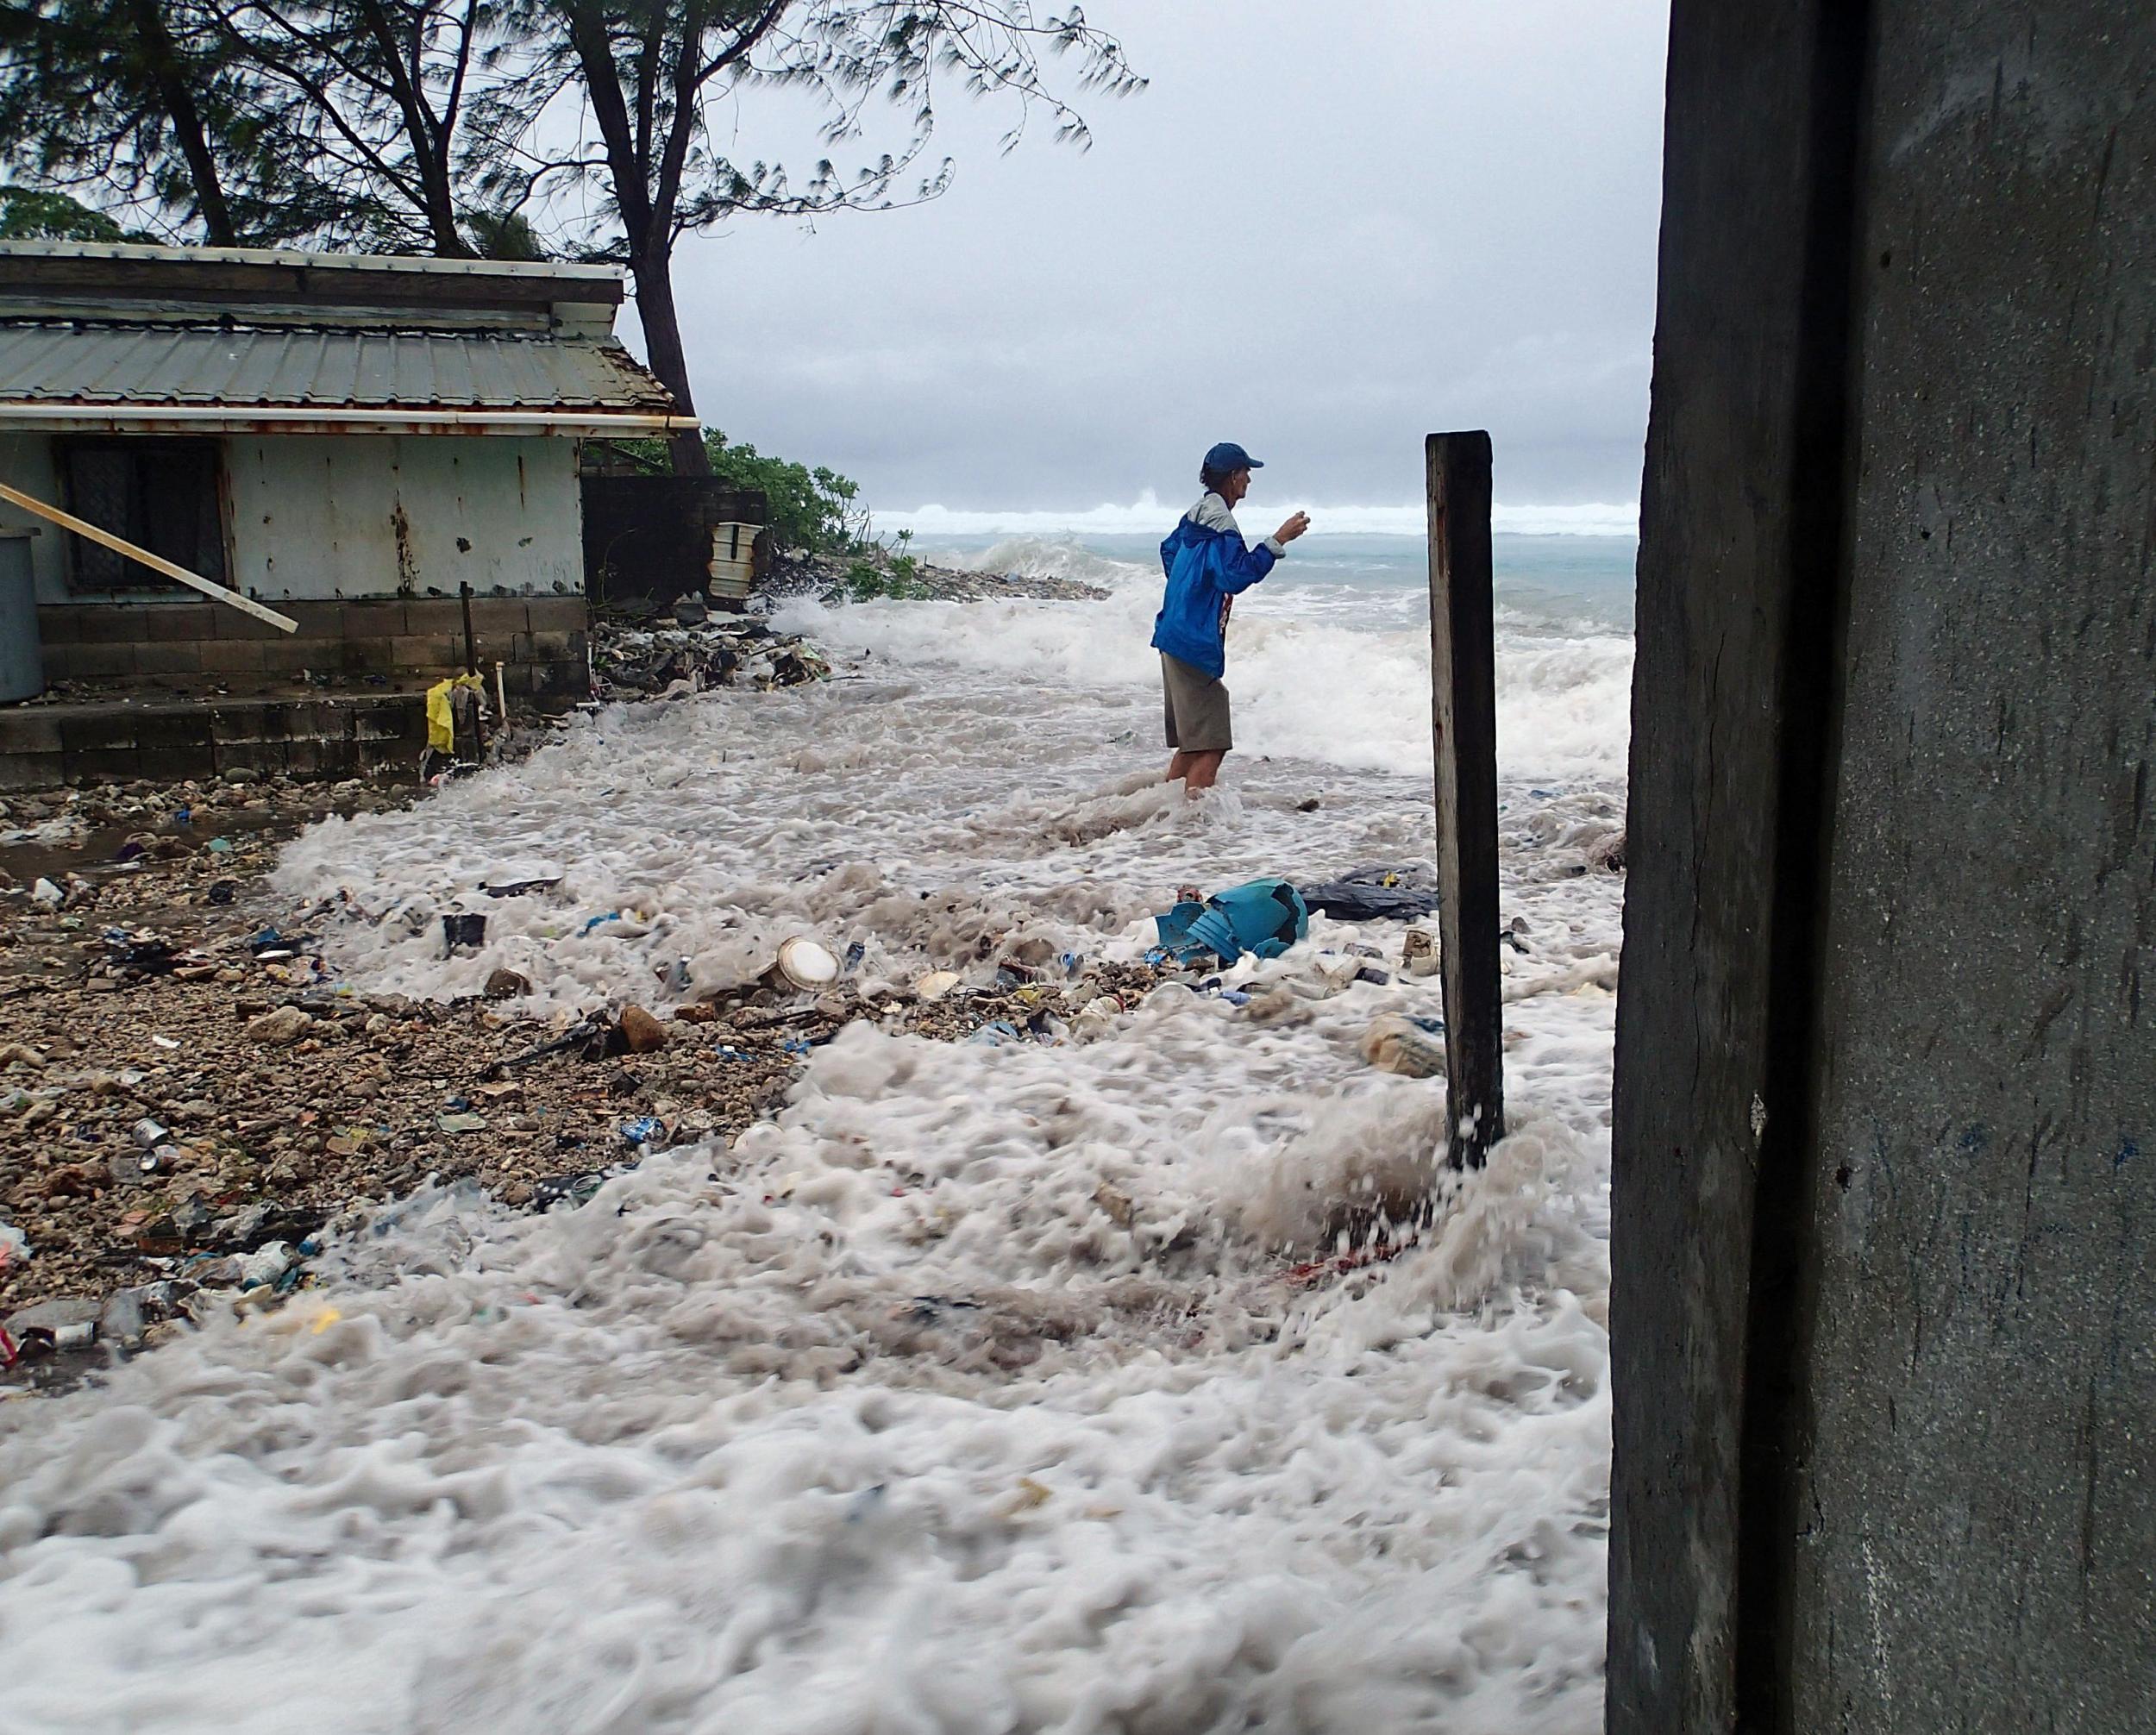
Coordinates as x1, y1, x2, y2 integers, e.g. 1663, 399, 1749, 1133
1162, 653, 1232, 752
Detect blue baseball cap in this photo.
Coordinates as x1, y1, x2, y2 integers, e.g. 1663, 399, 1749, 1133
1203, 441, 1263, 473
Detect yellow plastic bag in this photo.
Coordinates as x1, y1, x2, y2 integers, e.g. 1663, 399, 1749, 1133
424, 673, 484, 754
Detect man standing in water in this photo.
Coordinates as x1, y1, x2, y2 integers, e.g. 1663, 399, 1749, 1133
1154, 442, 1311, 795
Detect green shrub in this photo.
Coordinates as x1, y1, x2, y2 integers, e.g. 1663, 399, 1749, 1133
844, 561, 932, 603
594, 429, 867, 555
705, 432, 863, 554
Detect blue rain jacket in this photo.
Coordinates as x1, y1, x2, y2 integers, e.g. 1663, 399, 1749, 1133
1151, 494, 1282, 679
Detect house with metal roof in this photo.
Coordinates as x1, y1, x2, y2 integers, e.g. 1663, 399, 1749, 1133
0, 241, 693, 784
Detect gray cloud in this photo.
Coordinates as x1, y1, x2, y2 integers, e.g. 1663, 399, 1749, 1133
650, 0, 1670, 515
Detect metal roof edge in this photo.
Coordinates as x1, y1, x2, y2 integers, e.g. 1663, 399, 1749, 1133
0, 238, 622, 286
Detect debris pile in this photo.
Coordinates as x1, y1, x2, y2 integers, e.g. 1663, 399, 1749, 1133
589, 611, 833, 700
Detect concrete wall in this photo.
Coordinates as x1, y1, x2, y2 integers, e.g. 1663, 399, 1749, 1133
0, 431, 583, 604
31, 596, 587, 698
1610, 3, 2155, 1732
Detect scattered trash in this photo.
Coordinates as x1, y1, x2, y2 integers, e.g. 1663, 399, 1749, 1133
1300, 865, 1442, 923
103, 928, 183, 974
1154, 879, 1309, 966
913, 970, 962, 1003
480, 863, 565, 899
151, 1033, 181, 1049
4, 1294, 101, 1353
967, 1019, 1024, 1047
30, 877, 64, 906
1402, 928, 1439, 976
1094, 1182, 1137, 1228
1359, 1013, 1449, 1080
237, 1241, 295, 1288
442, 911, 488, 953
618, 1116, 666, 1145
531, 1170, 610, 1211
774, 936, 840, 993
483, 968, 531, 1000
207, 878, 236, 905
206, 836, 235, 856
590, 614, 835, 700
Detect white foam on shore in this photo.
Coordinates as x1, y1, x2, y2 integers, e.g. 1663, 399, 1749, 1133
882, 496, 1640, 539
0, 587, 1628, 1731
780, 544, 1633, 786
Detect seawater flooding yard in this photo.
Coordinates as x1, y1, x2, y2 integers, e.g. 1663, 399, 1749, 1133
0, 532, 1633, 1732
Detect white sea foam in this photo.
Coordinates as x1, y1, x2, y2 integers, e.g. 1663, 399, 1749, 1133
884, 496, 1640, 540
0, 576, 1629, 1731
783, 542, 1633, 786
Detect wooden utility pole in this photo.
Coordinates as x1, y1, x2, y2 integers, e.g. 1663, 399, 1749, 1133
1426, 430, 1506, 1168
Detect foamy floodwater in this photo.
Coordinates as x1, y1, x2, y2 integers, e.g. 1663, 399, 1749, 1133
0, 568, 1629, 1732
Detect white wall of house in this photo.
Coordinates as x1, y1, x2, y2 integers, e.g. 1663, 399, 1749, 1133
0, 430, 585, 604
226, 435, 583, 600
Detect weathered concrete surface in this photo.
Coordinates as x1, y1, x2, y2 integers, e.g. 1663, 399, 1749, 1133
1612, 1, 2155, 1731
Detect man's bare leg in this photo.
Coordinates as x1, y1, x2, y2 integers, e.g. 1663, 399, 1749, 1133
1165, 750, 1196, 784
1181, 749, 1226, 797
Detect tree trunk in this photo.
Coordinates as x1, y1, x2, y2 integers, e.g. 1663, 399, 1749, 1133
631, 249, 710, 475
131, 0, 237, 245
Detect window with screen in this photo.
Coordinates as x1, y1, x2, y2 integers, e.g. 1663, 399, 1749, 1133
57, 438, 228, 591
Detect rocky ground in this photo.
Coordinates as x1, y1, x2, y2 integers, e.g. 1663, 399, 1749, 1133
0, 754, 1169, 1381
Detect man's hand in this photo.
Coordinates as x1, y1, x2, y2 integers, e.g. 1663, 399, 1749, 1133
1275, 511, 1312, 544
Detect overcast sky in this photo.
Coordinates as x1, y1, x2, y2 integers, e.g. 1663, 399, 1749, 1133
647, 1, 1670, 519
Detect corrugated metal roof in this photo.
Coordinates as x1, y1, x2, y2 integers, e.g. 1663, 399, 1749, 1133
0, 237, 623, 290
0, 320, 678, 416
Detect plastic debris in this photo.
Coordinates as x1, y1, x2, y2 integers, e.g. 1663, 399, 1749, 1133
1154, 879, 1309, 966
774, 936, 840, 993
1299, 864, 1442, 923
436, 1111, 490, 1134
442, 911, 488, 953
4, 1295, 101, 1352
481, 864, 566, 899
618, 1116, 665, 1145
237, 1242, 295, 1288
1358, 1013, 1449, 1080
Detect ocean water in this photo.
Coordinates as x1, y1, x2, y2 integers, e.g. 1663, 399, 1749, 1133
0, 523, 1637, 1732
